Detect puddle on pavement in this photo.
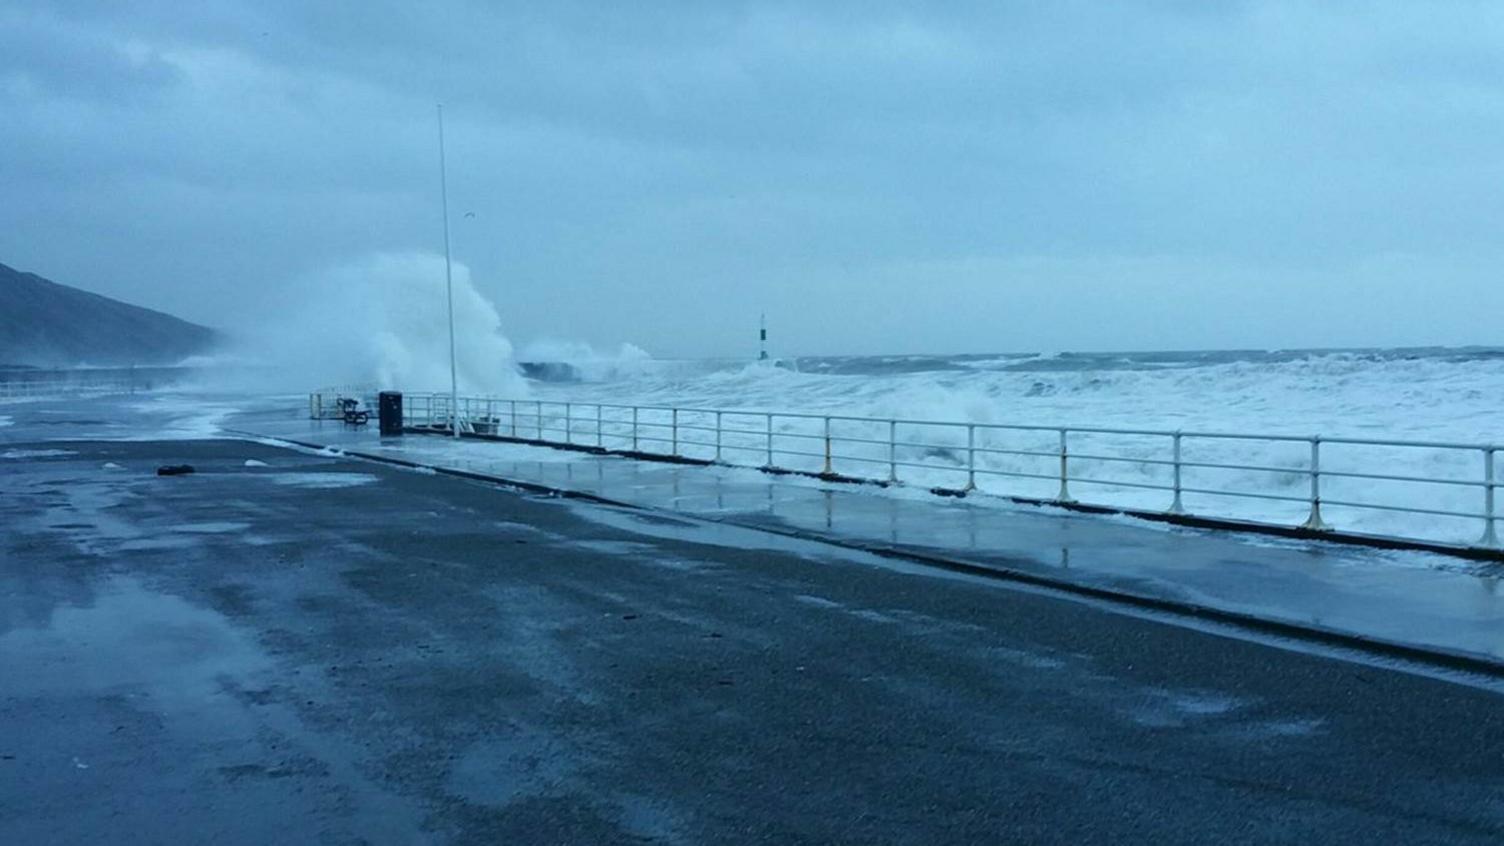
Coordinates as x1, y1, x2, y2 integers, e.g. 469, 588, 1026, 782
29, 478, 145, 555
560, 499, 892, 567
982, 645, 1068, 670
170, 522, 251, 534
118, 537, 202, 551
1125, 689, 1249, 729
0, 576, 272, 713
263, 472, 378, 489
1239, 717, 1326, 738
571, 539, 661, 557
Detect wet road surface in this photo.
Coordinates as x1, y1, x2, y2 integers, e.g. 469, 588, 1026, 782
239, 404, 1504, 668
4, 436, 1504, 844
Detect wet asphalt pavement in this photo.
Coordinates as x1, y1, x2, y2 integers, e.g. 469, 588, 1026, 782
239, 407, 1504, 669
4, 436, 1504, 844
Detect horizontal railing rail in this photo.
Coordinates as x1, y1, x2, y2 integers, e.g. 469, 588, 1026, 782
0, 378, 140, 400
317, 391, 1502, 554
2, 366, 202, 401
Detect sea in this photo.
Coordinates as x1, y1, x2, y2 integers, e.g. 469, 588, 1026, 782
524, 346, 1504, 545
525, 346, 1502, 441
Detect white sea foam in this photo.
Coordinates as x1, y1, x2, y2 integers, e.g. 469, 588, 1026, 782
2, 448, 76, 459
519, 340, 654, 382
527, 350, 1504, 545
122, 395, 239, 440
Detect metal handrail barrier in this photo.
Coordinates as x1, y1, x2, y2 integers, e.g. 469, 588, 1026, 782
340, 391, 1502, 555
2, 377, 139, 400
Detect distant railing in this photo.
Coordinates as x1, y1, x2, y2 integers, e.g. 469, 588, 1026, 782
0, 377, 136, 400
323, 391, 1502, 555
308, 384, 380, 420
0, 365, 196, 400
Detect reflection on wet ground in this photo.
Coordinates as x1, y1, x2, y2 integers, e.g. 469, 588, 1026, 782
235, 405, 1504, 667
1, 575, 269, 706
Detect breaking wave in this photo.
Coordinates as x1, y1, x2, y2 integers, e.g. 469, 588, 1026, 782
226, 252, 528, 395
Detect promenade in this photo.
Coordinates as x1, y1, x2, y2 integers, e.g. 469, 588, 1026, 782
4, 393, 1503, 843
240, 402, 1504, 671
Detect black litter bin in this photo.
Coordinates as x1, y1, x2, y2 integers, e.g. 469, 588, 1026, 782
378, 391, 403, 436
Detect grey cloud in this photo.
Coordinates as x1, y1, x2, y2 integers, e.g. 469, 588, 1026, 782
0, 7, 182, 102
3, 1, 1503, 356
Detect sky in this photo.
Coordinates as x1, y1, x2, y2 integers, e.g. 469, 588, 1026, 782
3, 1, 1503, 359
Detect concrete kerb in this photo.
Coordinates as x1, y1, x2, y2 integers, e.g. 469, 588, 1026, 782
229, 427, 1504, 679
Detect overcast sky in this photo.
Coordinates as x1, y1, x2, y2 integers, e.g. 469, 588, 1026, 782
3, 1, 1503, 358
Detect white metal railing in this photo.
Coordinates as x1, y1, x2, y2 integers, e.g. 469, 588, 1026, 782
0, 378, 138, 400
309, 385, 379, 420
337, 391, 1503, 554
1, 365, 199, 400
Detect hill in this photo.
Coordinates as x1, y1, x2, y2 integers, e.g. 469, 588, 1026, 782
0, 262, 219, 367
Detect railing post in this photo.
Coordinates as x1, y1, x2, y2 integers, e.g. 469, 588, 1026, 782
715, 411, 723, 462
1169, 431, 1185, 514
766, 413, 774, 468
597, 404, 603, 448
964, 425, 977, 491
671, 408, 679, 456
823, 416, 833, 475
1057, 428, 1073, 503
1481, 448, 1498, 548
536, 401, 543, 440
632, 406, 639, 451
564, 402, 572, 445
888, 420, 897, 483
1302, 436, 1330, 531
510, 399, 517, 436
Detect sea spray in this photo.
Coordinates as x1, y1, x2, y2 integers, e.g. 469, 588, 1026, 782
517, 340, 654, 383
223, 252, 528, 395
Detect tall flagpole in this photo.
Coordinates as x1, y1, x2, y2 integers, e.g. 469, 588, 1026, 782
437, 103, 459, 438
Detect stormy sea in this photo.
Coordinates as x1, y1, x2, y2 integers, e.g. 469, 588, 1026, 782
521, 346, 1504, 545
